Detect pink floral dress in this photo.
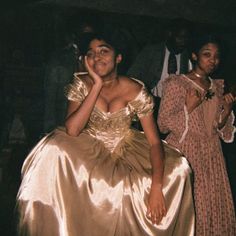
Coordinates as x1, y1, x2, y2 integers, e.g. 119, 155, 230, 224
158, 74, 236, 236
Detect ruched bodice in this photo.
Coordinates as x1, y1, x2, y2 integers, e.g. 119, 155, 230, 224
84, 107, 133, 152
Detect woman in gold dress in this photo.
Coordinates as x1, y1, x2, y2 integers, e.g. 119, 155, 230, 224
17, 31, 195, 236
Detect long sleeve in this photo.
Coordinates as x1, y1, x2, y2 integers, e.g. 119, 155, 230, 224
157, 77, 189, 142
218, 110, 236, 143
215, 79, 236, 143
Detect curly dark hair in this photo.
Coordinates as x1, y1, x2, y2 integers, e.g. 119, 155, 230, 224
190, 34, 223, 56
79, 29, 126, 57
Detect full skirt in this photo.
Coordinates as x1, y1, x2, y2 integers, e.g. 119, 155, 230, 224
17, 128, 195, 236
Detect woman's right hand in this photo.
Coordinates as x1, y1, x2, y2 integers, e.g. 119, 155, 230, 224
146, 185, 166, 225
84, 56, 103, 87
185, 88, 203, 113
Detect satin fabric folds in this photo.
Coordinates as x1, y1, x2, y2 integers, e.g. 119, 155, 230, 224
17, 74, 195, 236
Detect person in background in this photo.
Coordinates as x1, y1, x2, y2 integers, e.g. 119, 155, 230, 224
158, 34, 236, 236
43, 30, 79, 133
17, 30, 195, 236
127, 18, 192, 127
127, 18, 192, 97
43, 23, 95, 134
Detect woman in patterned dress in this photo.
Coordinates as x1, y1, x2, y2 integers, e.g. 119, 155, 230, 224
17, 31, 195, 236
158, 34, 236, 236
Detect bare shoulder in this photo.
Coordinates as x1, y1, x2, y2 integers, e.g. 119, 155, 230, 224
119, 76, 142, 90
119, 76, 143, 99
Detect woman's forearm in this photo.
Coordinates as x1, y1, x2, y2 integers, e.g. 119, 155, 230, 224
65, 84, 102, 136
150, 142, 165, 187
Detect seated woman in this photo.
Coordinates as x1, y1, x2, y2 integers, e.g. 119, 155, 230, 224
17, 30, 195, 236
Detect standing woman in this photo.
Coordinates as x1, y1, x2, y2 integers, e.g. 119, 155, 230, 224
158, 34, 236, 236
17, 31, 195, 236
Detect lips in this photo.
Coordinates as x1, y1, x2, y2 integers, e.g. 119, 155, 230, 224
208, 64, 216, 70
94, 62, 105, 68
95, 61, 105, 65
94, 62, 104, 68
93, 62, 107, 74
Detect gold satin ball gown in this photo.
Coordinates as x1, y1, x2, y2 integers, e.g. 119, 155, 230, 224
17, 74, 195, 236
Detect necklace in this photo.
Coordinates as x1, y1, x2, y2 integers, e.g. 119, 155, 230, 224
192, 71, 207, 79
188, 71, 215, 100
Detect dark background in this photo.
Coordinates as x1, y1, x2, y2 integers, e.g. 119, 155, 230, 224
0, 1, 235, 235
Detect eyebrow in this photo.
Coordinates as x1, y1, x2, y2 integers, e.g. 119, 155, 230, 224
202, 48, 219, 52
87, 44, 112, 51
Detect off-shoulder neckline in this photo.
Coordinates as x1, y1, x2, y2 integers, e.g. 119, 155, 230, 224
73, 73, 146, 115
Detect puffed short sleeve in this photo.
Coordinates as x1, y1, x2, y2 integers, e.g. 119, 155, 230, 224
129, 86, 154, 118
64, 73, 88, 103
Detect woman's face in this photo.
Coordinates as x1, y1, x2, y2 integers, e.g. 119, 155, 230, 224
86, 39, 121, 77
193, 43, 220, 74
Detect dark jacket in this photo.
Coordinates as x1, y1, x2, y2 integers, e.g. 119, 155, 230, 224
127, 42, 189, 91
